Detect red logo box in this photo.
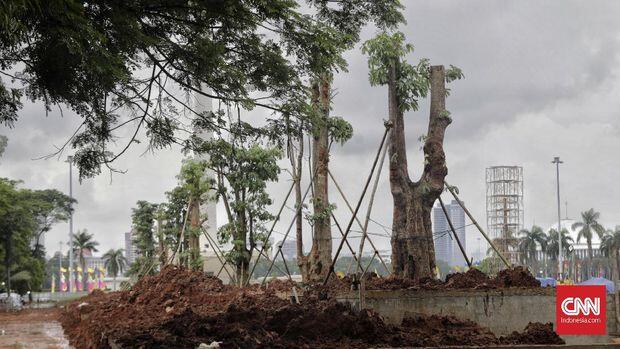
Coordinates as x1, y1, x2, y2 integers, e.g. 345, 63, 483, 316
556, 285, 606, 335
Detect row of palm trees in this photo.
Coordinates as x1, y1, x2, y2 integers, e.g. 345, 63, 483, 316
70, 229, 127, 289
517, 208, 617, 280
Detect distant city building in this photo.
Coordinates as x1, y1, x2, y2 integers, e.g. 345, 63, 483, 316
433, 200, 467, 267
275, 239, 297, 260
255, 237, 274, 257
124, 230, 138, 265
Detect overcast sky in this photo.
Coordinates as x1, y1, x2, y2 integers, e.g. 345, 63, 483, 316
2, 0, 620, 260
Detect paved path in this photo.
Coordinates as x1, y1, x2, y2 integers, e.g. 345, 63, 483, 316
0, 308, 71, 349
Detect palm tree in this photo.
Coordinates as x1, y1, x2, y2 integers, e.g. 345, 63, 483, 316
103, 248, 127, 291
572, 209, 605, 277
518, 225, 547, 275
547, 228, 573, 277
72, 229, 99, 290
600, 227, 620, 284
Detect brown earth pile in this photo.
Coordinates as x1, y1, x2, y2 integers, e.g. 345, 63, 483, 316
399, 314, 499, 347
493, 266, 541, 288
324, 266, 540, 292
444, 268, 493, 289
499, 322, 565, 345
60, 266, 558, 349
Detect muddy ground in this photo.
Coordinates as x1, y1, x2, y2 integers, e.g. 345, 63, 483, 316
0, 307, 71, 349
60, 266, 562, 348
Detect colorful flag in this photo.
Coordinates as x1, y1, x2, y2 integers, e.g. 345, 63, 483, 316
76, 268, 83, 292
87, 268, 95, 292
60, 268, 67, 292
98, 266, 106, 289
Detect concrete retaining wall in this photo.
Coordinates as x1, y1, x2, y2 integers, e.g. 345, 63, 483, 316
336, 288, 618, 345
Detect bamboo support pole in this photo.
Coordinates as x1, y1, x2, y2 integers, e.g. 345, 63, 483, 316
323, 124, 391, 285
438, 196, 472, 268
444, 181, 510, 268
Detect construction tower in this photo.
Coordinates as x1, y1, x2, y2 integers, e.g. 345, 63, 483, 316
485, 166, 523, 265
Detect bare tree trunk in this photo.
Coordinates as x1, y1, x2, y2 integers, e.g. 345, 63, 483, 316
301, 76, 333, 282
586, 241, 594, 277
235, 224, 251, 285
294, 127, 307, 278
188, 198, 202, 270
615, 249, 620, 289
156, 216, 167, 267
390, 64, 449, 281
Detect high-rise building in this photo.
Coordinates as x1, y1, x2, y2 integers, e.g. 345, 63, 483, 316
275, 239, 297, 260
192, 89, 220, 258
432, 200, 467, 267
124, 230, 138, 265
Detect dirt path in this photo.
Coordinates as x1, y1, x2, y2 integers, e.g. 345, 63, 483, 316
0, 307, 71, 349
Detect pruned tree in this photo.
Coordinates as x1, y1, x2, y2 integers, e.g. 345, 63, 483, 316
174, 160, 211, 270
290, 0, 402, 283
129, 200, 158, 276
363, 32, 463, 281
298, 78, 335, 281
196, 121, 280, 284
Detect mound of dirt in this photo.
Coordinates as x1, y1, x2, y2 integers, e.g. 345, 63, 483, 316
399, 314, 499, 347
322, 266, 540, 292
493, 266, 541, 288
500, 322, 564, 345
60, 266, 556, 349
445, 268, 493, 289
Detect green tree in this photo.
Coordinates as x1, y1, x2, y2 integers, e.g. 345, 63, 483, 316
103, 248, 127, 291
0, 135, 6, 158
27, 189, 74, 259
362, 31, 462, 281
518, 225, 547, 276
175, 160, 211, 270
546, 228, 574, 277
0, 178, 50, 293
72, 229, 99, 289
0, 0, 368, 179
160, 187, 191, 267
129, 200, 158, 276
196, 126, 280, 285
572, 209, 605, 267
600, 227, 620, 285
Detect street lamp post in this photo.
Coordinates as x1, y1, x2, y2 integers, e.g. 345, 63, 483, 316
66, 156, 74, 292
552, 157, 563, 280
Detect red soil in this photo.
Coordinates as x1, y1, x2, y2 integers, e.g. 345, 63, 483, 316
59, 266, 558, 349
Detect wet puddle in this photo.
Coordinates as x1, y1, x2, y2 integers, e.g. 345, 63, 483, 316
0, 308, 71, 349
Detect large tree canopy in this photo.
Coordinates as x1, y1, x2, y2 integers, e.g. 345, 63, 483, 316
0, 0, 403, 179
0, 177, 73, 293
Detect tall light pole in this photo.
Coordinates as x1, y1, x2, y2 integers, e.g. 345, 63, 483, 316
552, 157, 563, 280
66, 156, 74, 292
